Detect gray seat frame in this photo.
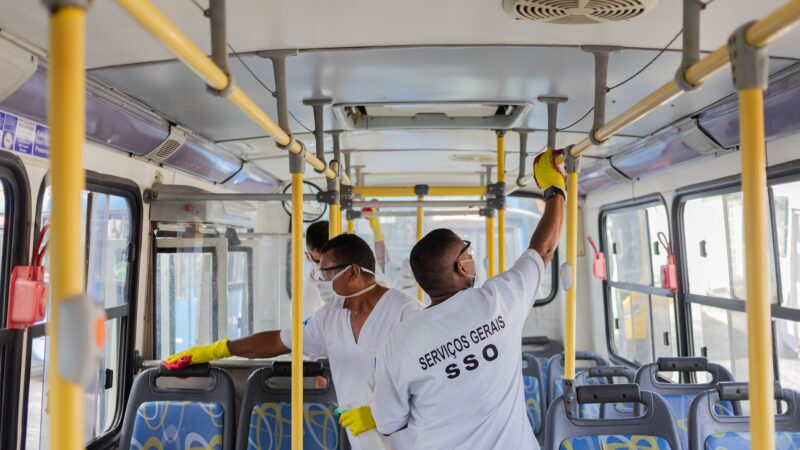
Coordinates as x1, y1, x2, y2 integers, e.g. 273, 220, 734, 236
547, 351, 609, 406
119, 365, 236, 449
689, 383, 800, 450
576, 366, 636, 419
543, 384, 682, 450
635, 357, 740, 415
522, 336, 564, 358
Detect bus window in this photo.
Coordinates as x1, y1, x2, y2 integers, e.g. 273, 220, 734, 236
26, 182, 138, 447
153, 228, 278, 360
352, 194, 556, 304
769, 179, 800, 391
602, 200, 678, 365
681, 188, 779, 380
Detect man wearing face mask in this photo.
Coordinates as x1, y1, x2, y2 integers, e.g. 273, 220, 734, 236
164, 233, 421, 450
341, 147, 565, 449
303, 220, 332, 317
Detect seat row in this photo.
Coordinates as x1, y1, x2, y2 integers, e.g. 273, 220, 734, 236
521, 336, 800, 449
118, 361, 347, 450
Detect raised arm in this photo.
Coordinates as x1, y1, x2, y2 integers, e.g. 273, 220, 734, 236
164, 330, 289, 369
530, 147, 566, 266
368, 213, 387, 271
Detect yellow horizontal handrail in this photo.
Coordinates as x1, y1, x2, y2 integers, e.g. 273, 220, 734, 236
353, 186, 487, 197
569, 0, 800, 158
115, 0, 350, 186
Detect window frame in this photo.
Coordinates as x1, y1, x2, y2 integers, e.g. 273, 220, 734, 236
28, 170, 142, 449
599, 193, 679, 367
672, 159, 800, 384
510, 191, 559, 307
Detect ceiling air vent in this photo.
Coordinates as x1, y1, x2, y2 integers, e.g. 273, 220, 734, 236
502, 0, 658, 24
145, 125, 188, 162
333, 101, 531, 130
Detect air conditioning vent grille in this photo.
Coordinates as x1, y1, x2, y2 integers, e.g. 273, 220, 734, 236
504, 0, 657, 24
156, 139, 181, 159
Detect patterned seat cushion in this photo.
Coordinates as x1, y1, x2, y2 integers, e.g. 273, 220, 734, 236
663, 394, 734, 449
704, 431, 800, 450
537, 356, 550, 390
248, 402, 340, 450
559, 434, 671, 450
523, 375, 543, 434
130, 401, 224, 449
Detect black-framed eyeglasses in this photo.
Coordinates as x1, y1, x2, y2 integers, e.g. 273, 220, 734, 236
314, 263, 351, 281
453, 240, 472, 271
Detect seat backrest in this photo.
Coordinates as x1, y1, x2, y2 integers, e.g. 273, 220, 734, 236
635, 357, 737, 449
119, 364, 235, 450
689, 382, 800, 450
522, 353, 546, 437
576, 366, 635, 419
523, 337, 563, 398
543, 384, 681, 450
236, 360, 347, 450
547, 351, 609, 405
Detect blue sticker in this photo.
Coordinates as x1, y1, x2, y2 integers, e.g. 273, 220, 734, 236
1, 114, 16, 151
33, 125, 48, 157
13, 119, 34, 155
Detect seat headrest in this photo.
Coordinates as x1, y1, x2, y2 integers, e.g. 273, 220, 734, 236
158, 362, 211, 378
657, 356, 708, 372
577, 383, 641, 404
717, 381, 785, 401
271, 361, 324, 377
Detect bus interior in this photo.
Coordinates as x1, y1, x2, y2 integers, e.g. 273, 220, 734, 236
0, 0, 799, 448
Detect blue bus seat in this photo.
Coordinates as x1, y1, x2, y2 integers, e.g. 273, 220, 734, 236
523, 353, 546, 438
636, 357, 738, 449
689, 382, 800, 450
235, 360, 348, 450
547, 351, 609, 406
576, 366, 636, 419
119, 364, 235, 449
522, 336, 563, 392
543, 384, 682, 450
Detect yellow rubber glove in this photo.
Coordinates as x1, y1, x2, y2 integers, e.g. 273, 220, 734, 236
338, 405, 377, 436
164, 339, 231, 370
533, 147, 566, 197
368, 217, 385, 243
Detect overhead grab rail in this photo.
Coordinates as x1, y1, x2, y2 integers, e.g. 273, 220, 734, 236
353, 185, 487, 197
508, 0, 800, 190
113, 0, 351, 187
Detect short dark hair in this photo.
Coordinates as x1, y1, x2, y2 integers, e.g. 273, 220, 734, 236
305, 221, 329, 251
410, 228, 462, 293
320, 233, 376, 274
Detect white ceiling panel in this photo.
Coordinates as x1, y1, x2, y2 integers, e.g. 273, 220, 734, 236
1, 0, 799, 67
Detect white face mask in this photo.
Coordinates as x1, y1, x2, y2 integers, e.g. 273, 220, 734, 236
318, 265, 378, 305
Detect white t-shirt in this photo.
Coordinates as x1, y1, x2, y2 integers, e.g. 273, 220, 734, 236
371, 250, 546, 450
280, 288, 423, 450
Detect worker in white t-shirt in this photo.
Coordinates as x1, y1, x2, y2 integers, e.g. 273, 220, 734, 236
366, 210, 431, 305
164, 233, 421, 450
340, 147, 566, 449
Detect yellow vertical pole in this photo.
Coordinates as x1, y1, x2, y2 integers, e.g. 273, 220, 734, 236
290, 172, 304, 450
47, 6, 86, 449
740, 87, 775, 448
347, 218, 354, 234
329, 203, 340, 239
486, 214, 495, 278
416, 196, 424, 301
496, 132, 506, 273
564, 172, 578, 380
